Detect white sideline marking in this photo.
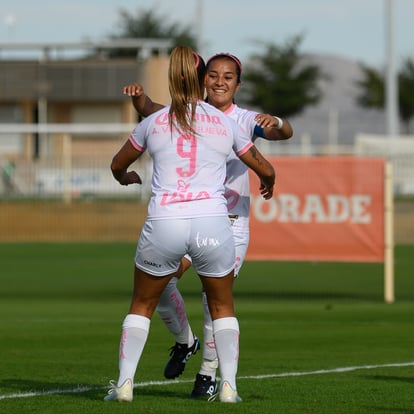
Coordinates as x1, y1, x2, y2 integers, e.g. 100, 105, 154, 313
1, 361, 414, 400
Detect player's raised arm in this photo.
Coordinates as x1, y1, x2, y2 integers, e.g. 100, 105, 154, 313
122, 83, 164, 117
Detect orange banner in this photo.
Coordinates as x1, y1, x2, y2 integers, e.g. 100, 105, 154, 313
248, 157, 385, 262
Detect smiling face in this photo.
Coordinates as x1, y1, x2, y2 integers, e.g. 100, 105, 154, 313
205, 57, 241, 112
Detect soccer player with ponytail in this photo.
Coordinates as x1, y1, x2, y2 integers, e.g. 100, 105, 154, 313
105, 46, 275, 403
123, 51, 293, 399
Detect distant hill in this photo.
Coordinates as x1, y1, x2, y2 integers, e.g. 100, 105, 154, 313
287, 53, 387, 148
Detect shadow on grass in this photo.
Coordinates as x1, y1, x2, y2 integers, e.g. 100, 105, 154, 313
362, 375, 414, 414
365, 374, 414, 385
363, 407, 414, 414
233, 291, 385, 302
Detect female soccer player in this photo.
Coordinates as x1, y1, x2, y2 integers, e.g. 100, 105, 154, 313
104, 46, 275, 403
122, 52, 293, 399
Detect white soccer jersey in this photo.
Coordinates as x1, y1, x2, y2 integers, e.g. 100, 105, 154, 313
223, 103, 261, 232
129, 101, 253, 220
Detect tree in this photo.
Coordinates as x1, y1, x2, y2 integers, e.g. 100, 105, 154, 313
108, 8, 197, 57
356, 57, 414, 133
241, 35, 323, 118
356, 66, 384, 109
399, 58, 414, 133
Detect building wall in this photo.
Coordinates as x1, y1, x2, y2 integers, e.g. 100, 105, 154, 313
0, 55, 170, 161
144, 56, 170, 106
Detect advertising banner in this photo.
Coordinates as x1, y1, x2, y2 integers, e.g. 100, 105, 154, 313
248, 157, 385, 262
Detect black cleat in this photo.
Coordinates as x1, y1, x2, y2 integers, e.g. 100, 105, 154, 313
190, 373, 218, 400
163, 336, 200, 379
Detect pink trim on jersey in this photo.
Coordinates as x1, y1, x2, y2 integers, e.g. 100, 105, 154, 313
235, 141, 253, 157
129, 136, 145, 152
224, 103, 235, 115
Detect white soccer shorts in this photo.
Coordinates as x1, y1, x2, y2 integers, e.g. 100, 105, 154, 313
135, 216, 235, 277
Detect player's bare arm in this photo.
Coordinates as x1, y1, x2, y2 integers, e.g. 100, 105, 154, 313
123, 83, 164, 117
111, 140, 143, 186
238, 146, 275, 199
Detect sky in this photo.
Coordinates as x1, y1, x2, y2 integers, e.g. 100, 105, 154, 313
1, 0, 414, 68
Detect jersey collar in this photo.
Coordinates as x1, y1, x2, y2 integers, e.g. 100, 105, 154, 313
224, 103, 236, 115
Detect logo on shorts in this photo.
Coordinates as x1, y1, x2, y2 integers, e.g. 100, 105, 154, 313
195, 232, 221, 248
143, 260, 162, 268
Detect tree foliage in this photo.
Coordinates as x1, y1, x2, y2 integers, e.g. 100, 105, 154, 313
356, 66, 384, 108
399, 58, 414, 131
108, 8, 197, 57
241, 35, 323, 118
108, 13, 324, 120
356, 57, 414, 133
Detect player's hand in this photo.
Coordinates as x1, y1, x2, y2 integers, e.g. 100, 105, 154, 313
255, 113, 279, 128
122, 83, 145, 97
259, 181, 274, 200
118, 171, 142, 186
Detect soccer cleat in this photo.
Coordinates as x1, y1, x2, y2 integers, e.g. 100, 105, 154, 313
164, 336, 200, 379
104, 378, 133, 402
190, 373, 218, 400
219, 380, 242, 403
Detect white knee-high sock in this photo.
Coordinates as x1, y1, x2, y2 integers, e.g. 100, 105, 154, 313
199, 291, 218, 379
156, 277, 194, 345
213, 317, 240, 390
117, 314, 150, 386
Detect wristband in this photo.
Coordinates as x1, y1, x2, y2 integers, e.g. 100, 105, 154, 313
254, 124, 265, 137
273, 116, 283, 129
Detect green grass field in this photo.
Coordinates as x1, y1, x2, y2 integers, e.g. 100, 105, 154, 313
1, 243, 414, 414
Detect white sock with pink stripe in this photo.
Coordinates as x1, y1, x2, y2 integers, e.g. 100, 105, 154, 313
117, 314, 150, 386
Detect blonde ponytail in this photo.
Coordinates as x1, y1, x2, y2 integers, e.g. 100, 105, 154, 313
168, 46, 206, 135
